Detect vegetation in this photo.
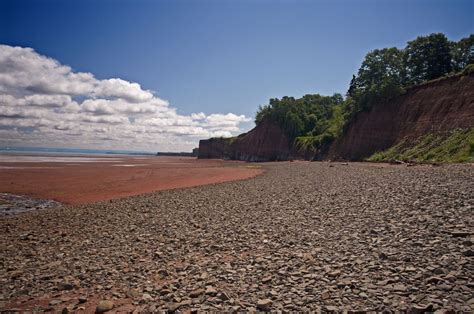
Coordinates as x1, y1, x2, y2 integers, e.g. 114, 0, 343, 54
347, 33, 473, 115
255, 94, 346, 152
254, 32, 473, 155
367, 128, 474, 163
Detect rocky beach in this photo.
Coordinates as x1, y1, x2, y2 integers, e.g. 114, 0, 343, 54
1, 161, 473, 312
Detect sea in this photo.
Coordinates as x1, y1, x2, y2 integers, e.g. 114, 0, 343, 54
0, 146, 156, 156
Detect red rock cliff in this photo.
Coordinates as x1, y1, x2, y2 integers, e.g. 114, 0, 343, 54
198, 117, 293, 161
199, 72, 474, 162
329, 73, 474, 160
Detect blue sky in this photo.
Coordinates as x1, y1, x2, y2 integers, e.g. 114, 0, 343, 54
2, 0, 472, 117
0, 0, 472, 151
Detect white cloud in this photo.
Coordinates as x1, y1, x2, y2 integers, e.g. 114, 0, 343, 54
0, 45, 252, 151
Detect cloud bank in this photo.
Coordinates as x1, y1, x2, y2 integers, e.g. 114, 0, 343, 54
0, 45, 251, 151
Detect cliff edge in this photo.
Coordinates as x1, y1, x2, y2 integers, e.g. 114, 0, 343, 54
199, 72, 474, 162
198, 117, 292, 161
329, 72, 474, 160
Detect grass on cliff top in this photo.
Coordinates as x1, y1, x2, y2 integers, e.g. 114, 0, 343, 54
367, 128, 474, 163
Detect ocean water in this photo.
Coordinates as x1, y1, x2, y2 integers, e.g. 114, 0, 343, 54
0, 146, 155, 156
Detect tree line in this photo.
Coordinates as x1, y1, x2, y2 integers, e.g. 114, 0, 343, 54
254, 33, 473, 152
347, 33, 473, 113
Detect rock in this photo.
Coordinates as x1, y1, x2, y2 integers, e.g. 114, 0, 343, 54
189, 288, 205, 298
127, 289, 141, 298
392, 284, 407, 292
95, 300, 114, 313
321, 291, 331, 300
438, 283, 452, 291
449, 230, 472, 237
58, 282, 75, 291
141, 293, 153, 301
257, 299, 272, 311
168, 299, 192, 312
411, 304, 433, 313
218, 292, 230, 301
359, 292, 368, 298
205, 286, 218, 296
78, 296, 87, 304
325, 305, 339, 311
462, 249, 474, 257
327, 270, 341, 277
337, 279, 352, 288
426, 276, 444, 284
158, 269, 169, 277
262, 276, 272, 283
49, 299, 62, 306
160, 288, 172, 295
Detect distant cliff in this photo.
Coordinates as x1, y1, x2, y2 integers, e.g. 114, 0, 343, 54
199, 71, 474, 162
157, 148, 198, 157
198, 118, 293, 161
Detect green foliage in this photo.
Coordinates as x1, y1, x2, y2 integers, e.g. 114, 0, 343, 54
462, 63, 474, 75
292, 103, 348, 153
403, 33, 453, 85
295, 133, 335, 153
255, 93, 345, 143
251, 32, 473, 158
451, 34, 474, 72
367, 128, 474, 163
348, 48, 404, 97
347, 33, 473, 115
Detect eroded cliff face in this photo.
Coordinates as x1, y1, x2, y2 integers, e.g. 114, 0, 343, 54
199, 72, 474, 162
198, 118, 293, 161
329, 73, 474, 160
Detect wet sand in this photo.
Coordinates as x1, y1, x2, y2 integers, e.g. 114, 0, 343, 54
0, 154, 262, 205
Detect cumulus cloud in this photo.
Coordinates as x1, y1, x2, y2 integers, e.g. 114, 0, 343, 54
0, 45, 252, 151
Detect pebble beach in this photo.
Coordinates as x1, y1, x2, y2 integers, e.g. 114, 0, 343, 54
1, 161, 473, 312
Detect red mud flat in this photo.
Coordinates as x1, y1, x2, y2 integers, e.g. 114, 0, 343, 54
0, 154, 263, 205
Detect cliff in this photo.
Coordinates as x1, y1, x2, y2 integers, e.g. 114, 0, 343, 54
329, 72, 474, 160
198, 117, 293, 161
199, 71, 474, 162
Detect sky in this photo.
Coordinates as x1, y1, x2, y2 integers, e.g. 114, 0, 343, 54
0, 0, 473, 152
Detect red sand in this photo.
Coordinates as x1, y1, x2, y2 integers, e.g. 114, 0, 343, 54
0, 155, 262, 204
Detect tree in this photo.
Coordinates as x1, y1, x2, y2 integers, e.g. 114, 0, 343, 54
347, 48, 404, 112
451, 34, 474, 72
404, 33, 452, 84
254, 93, 346, 140
355, 47, 404, 93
